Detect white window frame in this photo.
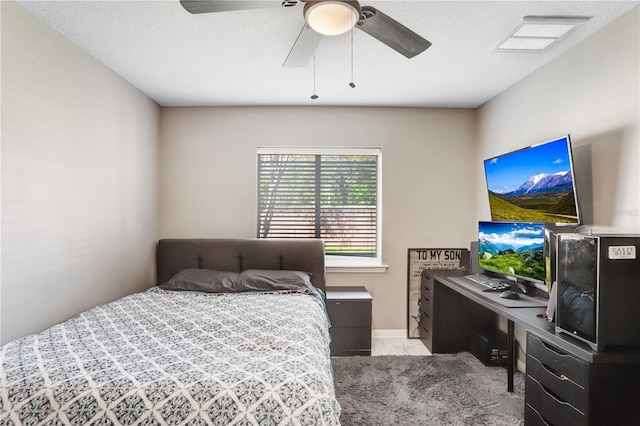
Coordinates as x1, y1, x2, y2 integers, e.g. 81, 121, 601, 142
257, 146, 387, 272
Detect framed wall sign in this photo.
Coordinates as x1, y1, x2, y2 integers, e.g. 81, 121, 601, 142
407, 248, 470, 338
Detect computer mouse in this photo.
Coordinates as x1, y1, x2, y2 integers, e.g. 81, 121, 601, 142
500, 290, 520, 300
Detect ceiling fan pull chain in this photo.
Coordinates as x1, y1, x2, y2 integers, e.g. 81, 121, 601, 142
311, 32, 319, 100
349, 25, 356, 88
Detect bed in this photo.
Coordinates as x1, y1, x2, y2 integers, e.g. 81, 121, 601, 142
1, 238, 341, 425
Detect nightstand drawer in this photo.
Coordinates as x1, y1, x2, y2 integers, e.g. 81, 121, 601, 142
330, 327, 371, 356
326, 301, 371, 327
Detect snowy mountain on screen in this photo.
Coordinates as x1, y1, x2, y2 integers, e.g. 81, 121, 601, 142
506, 171, 573, 196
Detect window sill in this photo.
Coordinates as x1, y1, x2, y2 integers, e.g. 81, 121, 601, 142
325, 258, 389, 274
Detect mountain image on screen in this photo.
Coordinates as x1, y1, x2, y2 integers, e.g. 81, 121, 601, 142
478, 222, 545, 283
507, 171, 573, 195
484, 136, 580, 224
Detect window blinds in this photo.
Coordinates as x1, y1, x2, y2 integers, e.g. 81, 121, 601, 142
258, 153, 378, 257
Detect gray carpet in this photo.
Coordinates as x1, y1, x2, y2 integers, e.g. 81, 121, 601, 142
332, 352, 525, 426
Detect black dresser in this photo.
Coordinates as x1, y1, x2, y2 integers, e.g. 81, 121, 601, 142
326, 286, 372, 356
525, 331, 640, 426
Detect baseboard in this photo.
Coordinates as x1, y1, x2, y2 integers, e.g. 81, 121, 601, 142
372, 329, 407, 338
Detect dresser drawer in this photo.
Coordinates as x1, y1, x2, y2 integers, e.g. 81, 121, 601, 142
527, 333, 588, 387
420, 311, 432, 331
422, 275, 434, 293
527, 354, 587, 412
421, 292, 432, 309
419, 320, 431, 337
526, 375, 585, 426
419, 312, 433, 340
420, 295, 432, 318
326, 301, 371, 327
525, 404, 553, 426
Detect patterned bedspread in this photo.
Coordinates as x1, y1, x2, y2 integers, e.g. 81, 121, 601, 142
0, 288, 341, 425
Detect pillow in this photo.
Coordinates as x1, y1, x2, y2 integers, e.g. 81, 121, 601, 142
159, 269, 240, 293
236, 269, 314, 292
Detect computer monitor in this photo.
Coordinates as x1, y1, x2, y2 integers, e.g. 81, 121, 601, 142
478, 221, 546, 292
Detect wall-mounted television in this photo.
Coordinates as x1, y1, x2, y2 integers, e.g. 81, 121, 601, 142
478, 221, 546, 291
483, 135, 581, 224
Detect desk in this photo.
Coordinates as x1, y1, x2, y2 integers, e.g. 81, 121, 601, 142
420, 269, 549, 391
421, 269, 640, 425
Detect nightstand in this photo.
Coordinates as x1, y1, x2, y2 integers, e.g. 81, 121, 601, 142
325, 286, 372, 356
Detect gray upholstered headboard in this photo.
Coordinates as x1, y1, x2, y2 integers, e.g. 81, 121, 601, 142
156, 238, 326, 292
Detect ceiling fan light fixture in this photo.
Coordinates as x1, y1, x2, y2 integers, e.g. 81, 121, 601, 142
304, 0, 360, 36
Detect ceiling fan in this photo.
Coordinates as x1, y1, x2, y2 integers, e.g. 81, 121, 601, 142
179, 0, 432, 67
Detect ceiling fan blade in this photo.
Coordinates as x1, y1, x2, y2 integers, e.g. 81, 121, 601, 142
356, 6, 431, 58
180, 0, 294, 15
283, 24, 323, 68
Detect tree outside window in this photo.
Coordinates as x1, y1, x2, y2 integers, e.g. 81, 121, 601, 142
257, 148, 381, 259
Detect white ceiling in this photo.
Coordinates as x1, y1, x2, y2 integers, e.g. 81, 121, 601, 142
18, 0, 640, 108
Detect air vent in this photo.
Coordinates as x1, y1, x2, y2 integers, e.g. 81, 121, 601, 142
495, 16, 591, 52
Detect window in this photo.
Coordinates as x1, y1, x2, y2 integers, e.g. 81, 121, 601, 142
257, 147, 382, 264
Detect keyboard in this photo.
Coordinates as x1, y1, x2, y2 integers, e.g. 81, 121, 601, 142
465, 274, 512, 292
